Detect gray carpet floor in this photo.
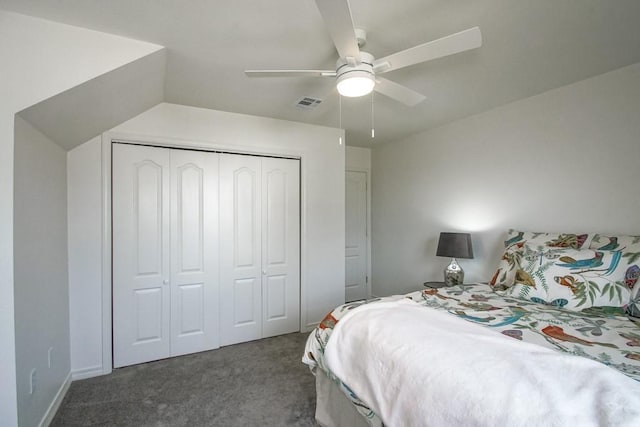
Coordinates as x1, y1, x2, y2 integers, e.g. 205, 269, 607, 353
51, 333, 318, 426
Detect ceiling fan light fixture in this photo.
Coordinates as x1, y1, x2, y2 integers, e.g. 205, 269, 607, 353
246, 0, 481, 108
336, 52, 375, 97
336, 71, 375, 97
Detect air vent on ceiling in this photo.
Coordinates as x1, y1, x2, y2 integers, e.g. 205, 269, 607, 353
294, 96, 323, 110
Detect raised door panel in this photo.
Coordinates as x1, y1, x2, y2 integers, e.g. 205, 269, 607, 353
262, 158, 300, 338
113, 143, 170, 368
235, 169, 258, 268
345, 171, 368, 302
176, 284, 204, 334
265, 275, 286, 321
266, 169, 287, 266
135, 162, 163, 276
135, 288, 163, 342
177, 164, 203, 272
233, 278, 258, 325
220, 154, 262, 346
170, 150, 219, 356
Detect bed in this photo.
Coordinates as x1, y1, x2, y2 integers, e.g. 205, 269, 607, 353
302, 230, 640, 426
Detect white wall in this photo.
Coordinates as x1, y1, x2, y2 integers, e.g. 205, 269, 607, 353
346, 146, 371, 170
0, 113, 17, 425
372, 62, 640, 296
13, 117, 70, 427
67, 102, 345, 375
67, 137, 104, 378
0, 11, 163, 424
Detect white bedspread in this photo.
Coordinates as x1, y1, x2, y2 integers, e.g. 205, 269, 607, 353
324, 298, 640, 427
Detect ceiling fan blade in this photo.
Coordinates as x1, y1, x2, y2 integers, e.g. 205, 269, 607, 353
315, 0, 361, 62
374, 27, 482, 73
245, 70, 336, 78
374, 77, 426, 106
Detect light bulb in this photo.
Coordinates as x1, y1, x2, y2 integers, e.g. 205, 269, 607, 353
336, 73, 375, 97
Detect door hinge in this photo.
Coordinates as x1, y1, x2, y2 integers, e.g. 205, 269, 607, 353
366, 276, 368, 283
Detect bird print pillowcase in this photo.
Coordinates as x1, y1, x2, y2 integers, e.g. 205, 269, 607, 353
503, 229, 591, 250
496, 245, 637, 311
589, 233, 640, 253
490, 243, 524, 291
491, 230, 592, 291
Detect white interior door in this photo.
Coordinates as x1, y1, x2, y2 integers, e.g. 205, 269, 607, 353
169, 150, 219, 357
113, 144, 171, 368
220, 154, 263, 346
345, 170, 368, 302
261, 157, 300, 338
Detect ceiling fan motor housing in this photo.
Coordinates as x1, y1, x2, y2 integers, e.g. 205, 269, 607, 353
336, 52, 375, 97
355, 28, 367, 48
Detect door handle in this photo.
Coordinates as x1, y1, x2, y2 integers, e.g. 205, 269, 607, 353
163, 279, 169, 285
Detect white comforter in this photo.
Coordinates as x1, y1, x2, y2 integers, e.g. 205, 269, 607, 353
324, 299, 640, 427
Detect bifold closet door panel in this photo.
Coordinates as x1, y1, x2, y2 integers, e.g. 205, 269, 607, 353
261, 157, 300, 338
113, 144, 171, 368
113, 144, 220, 367
169, 150, 220, 357
220, 154, 263, 346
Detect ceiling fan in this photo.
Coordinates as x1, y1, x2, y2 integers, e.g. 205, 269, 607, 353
245, 0, 482, 106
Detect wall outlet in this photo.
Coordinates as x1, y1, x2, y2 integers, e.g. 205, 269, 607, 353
29, 369, 36, 395
48, 347, 53, 368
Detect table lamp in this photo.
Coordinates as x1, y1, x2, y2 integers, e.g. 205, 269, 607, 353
436, 232, 474, 286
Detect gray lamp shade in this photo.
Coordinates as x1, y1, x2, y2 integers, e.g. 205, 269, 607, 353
436, 232, 474, 259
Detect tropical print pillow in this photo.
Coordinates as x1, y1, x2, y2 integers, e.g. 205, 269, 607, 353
492, 230, 592, 290
497, 245, 638, 310
504, 229, 590, 250
490, 243, 524, 290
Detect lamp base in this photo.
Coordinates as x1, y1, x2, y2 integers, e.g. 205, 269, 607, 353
444, 258, 464, 286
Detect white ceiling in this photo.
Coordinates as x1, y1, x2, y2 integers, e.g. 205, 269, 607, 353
2, 0, 640, 147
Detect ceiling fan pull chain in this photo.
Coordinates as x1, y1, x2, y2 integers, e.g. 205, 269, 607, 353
371, 91, 375, 139
339, 94, 343, 145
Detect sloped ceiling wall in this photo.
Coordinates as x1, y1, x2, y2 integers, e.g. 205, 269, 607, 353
19, 49, 166, 150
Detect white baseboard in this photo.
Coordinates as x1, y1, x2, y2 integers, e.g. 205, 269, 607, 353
71, 365, 104, 381
39, 371, 71, 427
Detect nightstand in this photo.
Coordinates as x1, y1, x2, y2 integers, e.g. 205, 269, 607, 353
423, 281, 448, 289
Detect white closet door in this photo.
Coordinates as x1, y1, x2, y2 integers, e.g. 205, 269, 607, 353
262, 157, 300, 338
169, 150, 220, 356
113, 144, 171, 368
345, 170, 368, 302
220, 154, 263, 346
